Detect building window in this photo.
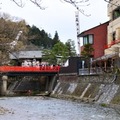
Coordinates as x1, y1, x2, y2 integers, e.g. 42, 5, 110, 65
113, 7, 120, 20
112, 31, 116, 41
83, 35, 93, 45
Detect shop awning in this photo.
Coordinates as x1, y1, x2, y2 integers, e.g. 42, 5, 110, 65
92, 53, 119, 62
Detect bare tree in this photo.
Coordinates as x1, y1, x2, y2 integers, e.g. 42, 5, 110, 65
10, 0, 45, 9
10, 0, 90, 16
63, 0, 90, 16
0, 13, 28, 65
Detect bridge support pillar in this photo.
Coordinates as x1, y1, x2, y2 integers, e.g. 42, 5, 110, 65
45, 76, 49, 92
1, 75, 8, 96
48, 75, 58, 93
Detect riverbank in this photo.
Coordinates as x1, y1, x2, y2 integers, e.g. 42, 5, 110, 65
50, 93, 120, 114
0, 97, 120, 120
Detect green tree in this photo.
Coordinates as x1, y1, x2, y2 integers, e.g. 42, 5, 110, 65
65, 39, 76, 57
81, 43, 94, 73
27, 25, 53, 49
43, 41, 69, 65
52, 31, 60, 47
81, 43, 94, 58
42, 49, 57, 65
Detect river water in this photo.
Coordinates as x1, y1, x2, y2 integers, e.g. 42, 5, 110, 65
0, 96, 120, 120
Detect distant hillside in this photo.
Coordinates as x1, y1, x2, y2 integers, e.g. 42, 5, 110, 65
27, 25, 60, 49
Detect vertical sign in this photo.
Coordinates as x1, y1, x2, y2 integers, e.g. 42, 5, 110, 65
75, 11, 81, 56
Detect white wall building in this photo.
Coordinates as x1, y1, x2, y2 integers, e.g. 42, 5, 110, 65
105, 0, 120, 55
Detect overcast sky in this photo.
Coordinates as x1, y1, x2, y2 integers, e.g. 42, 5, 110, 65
1, 0, 109, 52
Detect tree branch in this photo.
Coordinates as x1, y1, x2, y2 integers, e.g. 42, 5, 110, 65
11, 0, 45, 9
10, 0, 90, 16
11, 0, 24, 7
63, 0, 90, 17
29, 0, 45, 10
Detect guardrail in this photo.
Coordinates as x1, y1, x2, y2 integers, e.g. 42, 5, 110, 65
79, 68, 103, 75
0, 66, 60, 73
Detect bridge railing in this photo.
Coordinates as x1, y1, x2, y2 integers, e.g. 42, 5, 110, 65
0, 66, 60, 73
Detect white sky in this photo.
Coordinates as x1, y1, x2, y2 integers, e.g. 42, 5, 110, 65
1, 0, 109, 52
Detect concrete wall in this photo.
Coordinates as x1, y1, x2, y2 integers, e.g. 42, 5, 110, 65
51, 73, 120, 105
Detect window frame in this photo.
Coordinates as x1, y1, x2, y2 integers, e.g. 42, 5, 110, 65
112, 7, 120, 20
112, 31, 116, 41
83, 34, 94, 45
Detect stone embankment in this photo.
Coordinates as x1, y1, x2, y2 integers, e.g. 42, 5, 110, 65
51, 73, 120, 106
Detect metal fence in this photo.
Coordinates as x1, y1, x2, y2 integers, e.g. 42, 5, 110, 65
79, 67, 103, 75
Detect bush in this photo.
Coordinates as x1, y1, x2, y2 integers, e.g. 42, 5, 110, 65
100, 103, 107, 107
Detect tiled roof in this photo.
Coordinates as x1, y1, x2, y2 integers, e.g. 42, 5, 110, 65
10, 50, 42, 59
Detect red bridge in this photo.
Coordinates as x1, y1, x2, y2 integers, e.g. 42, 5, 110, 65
0, 66, 60, 76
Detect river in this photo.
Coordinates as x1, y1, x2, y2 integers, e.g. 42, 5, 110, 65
0, 96, 119, 120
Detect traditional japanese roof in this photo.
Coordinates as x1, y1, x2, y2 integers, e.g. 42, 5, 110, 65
9, 50, 42, 59
9, 42, 43, 59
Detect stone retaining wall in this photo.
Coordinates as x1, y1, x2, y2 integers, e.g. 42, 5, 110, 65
51, 73, 120, 105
